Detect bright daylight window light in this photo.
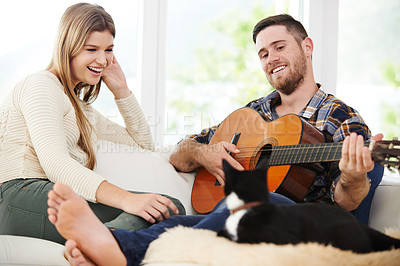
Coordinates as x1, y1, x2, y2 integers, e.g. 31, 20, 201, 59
0, 1, 139, 126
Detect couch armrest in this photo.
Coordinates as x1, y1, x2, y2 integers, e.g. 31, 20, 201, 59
369, 174, 400, 232
0, 235, 68, 265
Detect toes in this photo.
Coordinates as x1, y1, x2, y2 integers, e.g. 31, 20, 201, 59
47, 206, 58, 223
47, 196, 61, 210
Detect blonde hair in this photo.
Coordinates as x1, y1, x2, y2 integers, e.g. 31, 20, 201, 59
47, 2, 115, 170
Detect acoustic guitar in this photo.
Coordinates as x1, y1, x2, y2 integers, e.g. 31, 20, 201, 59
191, 107, 400, 214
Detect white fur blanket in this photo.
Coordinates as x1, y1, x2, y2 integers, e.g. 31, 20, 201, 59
143, 226, 400, 266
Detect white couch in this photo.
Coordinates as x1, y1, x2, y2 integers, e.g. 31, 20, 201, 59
1, 141, 399, 265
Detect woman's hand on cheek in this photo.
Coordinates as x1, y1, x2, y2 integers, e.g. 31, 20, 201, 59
102, 56, 131, 99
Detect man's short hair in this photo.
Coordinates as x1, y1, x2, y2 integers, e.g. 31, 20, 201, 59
253, 14, 308, 44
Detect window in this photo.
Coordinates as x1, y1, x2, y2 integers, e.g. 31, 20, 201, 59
337, 0, 400, 139
7, 1, 370, 150
0, 0, 139, 120
164, 0, 301, 145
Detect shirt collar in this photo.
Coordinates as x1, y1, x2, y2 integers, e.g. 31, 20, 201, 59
261, 84, 327, 119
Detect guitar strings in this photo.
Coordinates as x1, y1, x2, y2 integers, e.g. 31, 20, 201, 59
230, 146, 400, 167
230, 141, 376, 153
234, 144, 343, 153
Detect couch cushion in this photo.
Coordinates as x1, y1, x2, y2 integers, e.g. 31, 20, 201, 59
95, 141, 196, 214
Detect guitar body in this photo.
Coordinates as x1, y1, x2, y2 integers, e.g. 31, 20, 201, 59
191, 107, 325, 214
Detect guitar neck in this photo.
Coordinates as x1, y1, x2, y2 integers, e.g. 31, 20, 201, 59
268, 141, 370, 166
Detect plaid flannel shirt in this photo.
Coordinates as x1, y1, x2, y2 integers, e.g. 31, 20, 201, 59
188, 85, 371, 203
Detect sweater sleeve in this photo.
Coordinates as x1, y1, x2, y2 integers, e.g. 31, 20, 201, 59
17, 73, 104, 202
94, 93, 155, 151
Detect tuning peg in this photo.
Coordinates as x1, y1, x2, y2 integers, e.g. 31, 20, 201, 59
388, 137, 400, 149
369, 139, 376, 151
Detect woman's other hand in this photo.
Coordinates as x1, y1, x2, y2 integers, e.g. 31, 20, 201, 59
122, 193, 180, 224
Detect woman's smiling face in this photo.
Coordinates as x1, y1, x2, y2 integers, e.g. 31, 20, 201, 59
70, 30, 114, 86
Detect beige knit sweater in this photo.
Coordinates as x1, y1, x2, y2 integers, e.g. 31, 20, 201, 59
0, 70, 154, 202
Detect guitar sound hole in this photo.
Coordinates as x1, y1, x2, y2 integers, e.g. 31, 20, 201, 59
257, 144, 272, 167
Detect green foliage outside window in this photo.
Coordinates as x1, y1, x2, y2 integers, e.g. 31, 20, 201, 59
166, 2, 279, 133
381, 63, 400, 140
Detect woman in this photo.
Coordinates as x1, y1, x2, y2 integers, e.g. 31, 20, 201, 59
0, 2, 184, 244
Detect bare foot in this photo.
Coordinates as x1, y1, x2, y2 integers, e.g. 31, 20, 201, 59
47, 183, 127, 266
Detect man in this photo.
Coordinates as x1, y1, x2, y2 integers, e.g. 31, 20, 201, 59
170, 14, 379, 211
47, 14, 382, 265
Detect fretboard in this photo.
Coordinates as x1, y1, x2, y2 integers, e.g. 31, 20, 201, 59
268, 141, 370, 166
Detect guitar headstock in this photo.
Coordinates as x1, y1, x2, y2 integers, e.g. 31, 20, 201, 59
370, 137, 400, 173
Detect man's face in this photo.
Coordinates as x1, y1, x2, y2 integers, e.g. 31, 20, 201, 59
255, 25, 308, 95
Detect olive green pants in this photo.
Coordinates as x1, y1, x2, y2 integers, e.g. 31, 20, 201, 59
0, 179, 185, 244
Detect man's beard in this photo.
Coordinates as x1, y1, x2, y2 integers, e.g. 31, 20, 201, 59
268, 51, 307, 96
